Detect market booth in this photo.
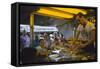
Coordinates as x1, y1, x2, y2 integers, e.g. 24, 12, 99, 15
26, 7, 89, 61
29, 7, 87, 47
19, 6, 96, 62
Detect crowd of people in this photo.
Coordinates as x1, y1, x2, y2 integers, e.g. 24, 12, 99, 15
20, 31, 68, 63
20, 30, 67, 50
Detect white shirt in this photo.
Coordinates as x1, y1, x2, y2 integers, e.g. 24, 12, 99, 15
77, 21, 95, 40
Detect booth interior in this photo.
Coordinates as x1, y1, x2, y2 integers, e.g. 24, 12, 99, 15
20, 6, 96, 64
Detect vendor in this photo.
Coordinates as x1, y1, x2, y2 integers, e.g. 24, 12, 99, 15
75, 13, 96, 57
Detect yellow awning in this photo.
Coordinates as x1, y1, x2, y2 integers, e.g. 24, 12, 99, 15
33, 7, 87, 19
36, 7, 73, 19
51, 7, 87, 15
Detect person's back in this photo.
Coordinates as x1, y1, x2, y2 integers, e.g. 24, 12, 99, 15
21, 48, 37, 64
21, 47, 47, 64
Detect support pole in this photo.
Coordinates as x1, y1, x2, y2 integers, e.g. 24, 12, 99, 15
30, 14, 34, 48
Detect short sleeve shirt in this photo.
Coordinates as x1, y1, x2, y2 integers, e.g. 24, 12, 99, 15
77, 21, 95, 40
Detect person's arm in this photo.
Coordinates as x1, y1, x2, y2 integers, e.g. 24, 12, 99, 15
81, 22, 95, 47
75, 31, 80, 41
66, 25, 81, 47
74, 24, 82, 42
82, 29, 95, 47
